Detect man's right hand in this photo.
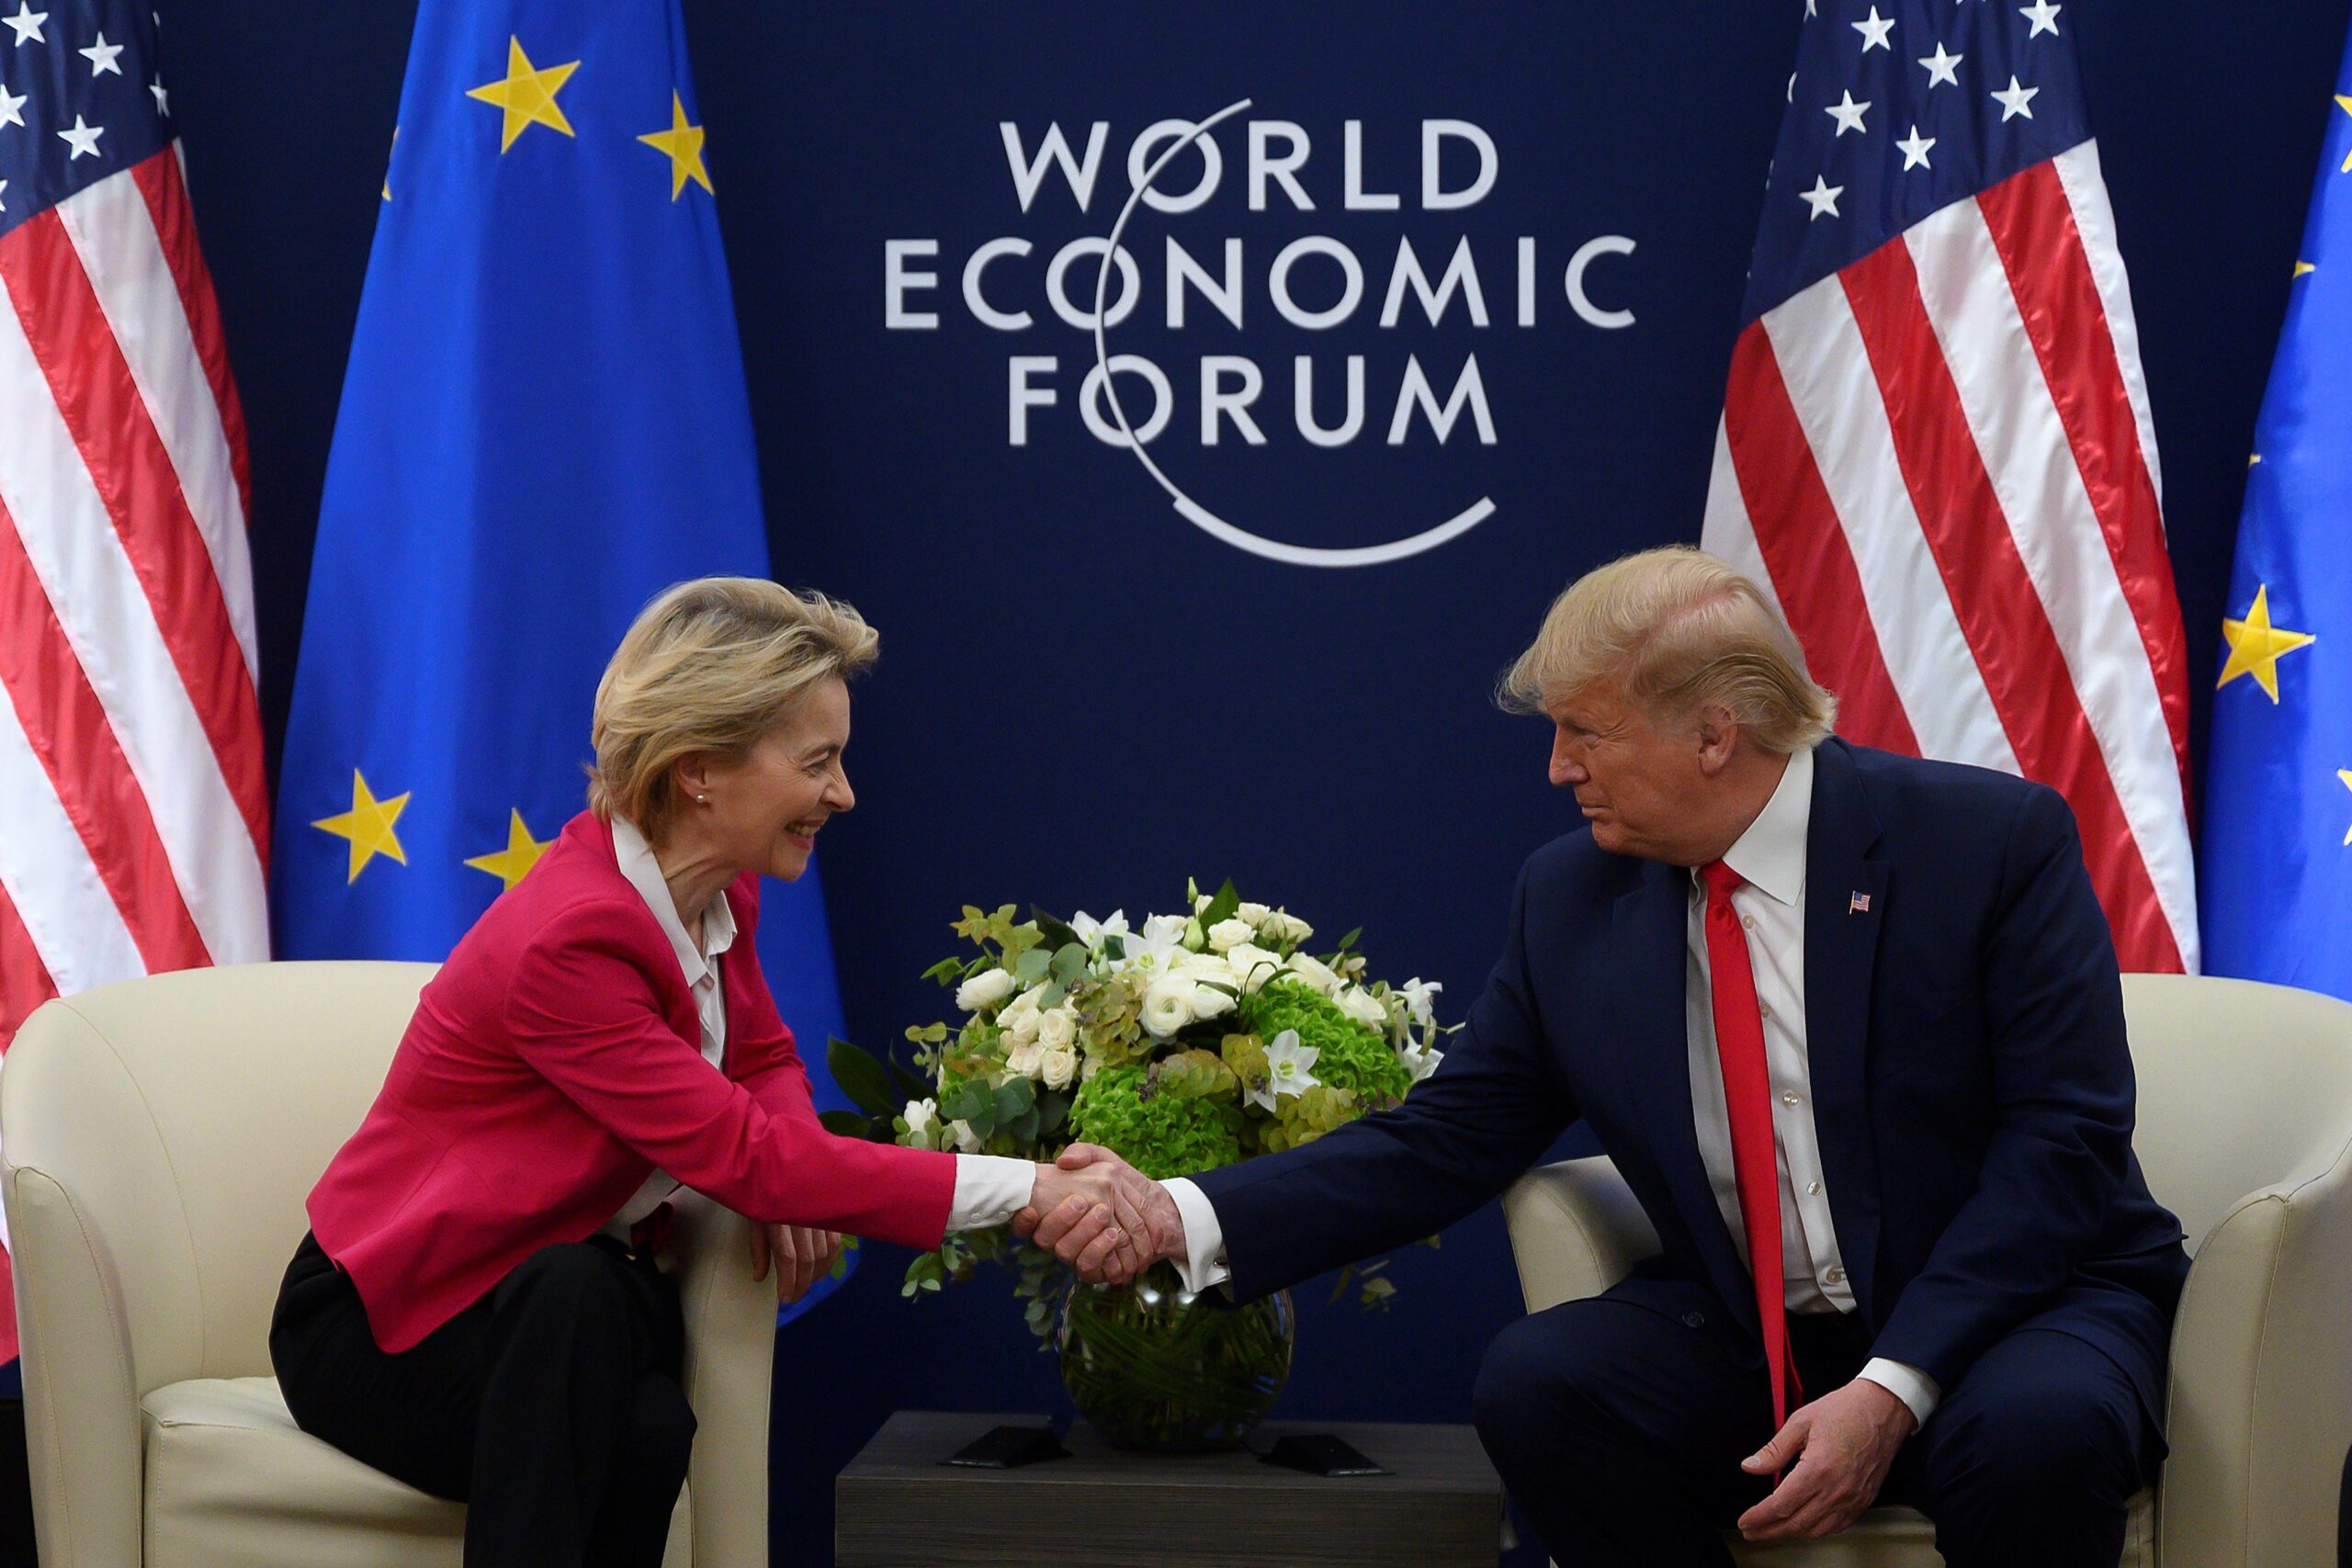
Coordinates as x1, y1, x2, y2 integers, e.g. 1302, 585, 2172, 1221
1019, 1144, 1186, 1282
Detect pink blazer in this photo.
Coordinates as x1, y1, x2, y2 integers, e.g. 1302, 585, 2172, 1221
307, 809, 956, 1351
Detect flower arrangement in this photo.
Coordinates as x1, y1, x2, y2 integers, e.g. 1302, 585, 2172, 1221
825, 880, 1448, 1337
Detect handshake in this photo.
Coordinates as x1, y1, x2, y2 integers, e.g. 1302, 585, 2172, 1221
1017, 1143, 1188, 1285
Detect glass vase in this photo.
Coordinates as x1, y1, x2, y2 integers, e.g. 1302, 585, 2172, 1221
1056, 1262, 1295, 1452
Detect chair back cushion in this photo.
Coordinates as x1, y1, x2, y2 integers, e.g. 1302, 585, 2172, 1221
2, 961, 435, 1389
2123, 972, 2352, 1253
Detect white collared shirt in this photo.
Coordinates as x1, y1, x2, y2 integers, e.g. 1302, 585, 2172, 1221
1164, 747, 1940, 1425
600, 814, 1035, 1239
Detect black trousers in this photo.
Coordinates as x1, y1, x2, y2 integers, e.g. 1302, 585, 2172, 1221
1474, 1289, 2158, 1568
269, 1231, 694, 1568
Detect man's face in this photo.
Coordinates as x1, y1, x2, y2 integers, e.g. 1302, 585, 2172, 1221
1544, 677, 1712, 863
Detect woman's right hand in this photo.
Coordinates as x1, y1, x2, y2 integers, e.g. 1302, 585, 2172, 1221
1027, 1158, 1149, 1282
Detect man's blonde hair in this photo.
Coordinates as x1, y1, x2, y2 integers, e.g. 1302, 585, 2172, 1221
1498, 547, 1837, 753
588, 577, 877, 841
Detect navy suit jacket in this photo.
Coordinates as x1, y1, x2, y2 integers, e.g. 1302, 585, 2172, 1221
1193, 739, 2189, 1426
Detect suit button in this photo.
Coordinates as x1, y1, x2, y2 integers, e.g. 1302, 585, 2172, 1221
1682, 1311, 1708, 1328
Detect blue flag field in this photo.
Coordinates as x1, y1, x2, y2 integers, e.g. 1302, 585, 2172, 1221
2200, 23, 2352, 1002
272, 0, 854, 1313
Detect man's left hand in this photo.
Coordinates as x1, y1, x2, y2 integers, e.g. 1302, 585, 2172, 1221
1736, 1377, 1917, 1541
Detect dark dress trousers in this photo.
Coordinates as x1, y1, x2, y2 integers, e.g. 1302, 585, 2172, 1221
1192, 739, 2189, 1567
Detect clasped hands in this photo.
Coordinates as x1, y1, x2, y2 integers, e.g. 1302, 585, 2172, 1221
1013, 1143, 1184, 1284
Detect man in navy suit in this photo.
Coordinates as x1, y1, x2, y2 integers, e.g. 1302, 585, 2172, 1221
1026, 547, 2188, 1566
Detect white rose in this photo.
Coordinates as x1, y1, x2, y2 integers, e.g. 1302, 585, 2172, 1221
1264, 910, 1314, 945
1335, 986, 1387, 1031
1206, 917, 1257, 953
1035, 1006, 1079, 1054
1223, 942, 1283, 993
948, 1118, 983, 1153
1286, 951, 1342, 996
997, 987, 1044, 1044
1004, 1038, 1046, 1080
1040, 1043, 1079, 1090
956, 967, 1015, 1013
1238, 901, 1272, 926
1141, 974, 1196, 1037
902, 1098, 938, 1137
1190, 984, 1238, 1025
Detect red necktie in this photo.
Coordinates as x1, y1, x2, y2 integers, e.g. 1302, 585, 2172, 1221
1700, 860, 1799, 1436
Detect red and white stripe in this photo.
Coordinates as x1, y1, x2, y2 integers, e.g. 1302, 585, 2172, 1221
0, 147, 269, 1059
1704, 141, 2197, 974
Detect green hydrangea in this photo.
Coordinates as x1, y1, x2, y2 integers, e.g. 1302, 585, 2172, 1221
1261, 1082, 1360, 1154
1068, 1064, 1244, 1179
1238, 979, 1410, 1109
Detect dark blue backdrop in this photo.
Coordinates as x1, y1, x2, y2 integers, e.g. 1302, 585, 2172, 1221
158, 2, 2345, 1561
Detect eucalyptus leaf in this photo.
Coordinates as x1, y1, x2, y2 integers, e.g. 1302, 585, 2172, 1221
1012, 946, 1052, 986
992, 1077, 1037, 1123
939, 1077, 994, 1123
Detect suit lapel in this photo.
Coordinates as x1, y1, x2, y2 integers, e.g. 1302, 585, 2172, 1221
1803, 740, 1889, 1323
1612, 861, 1750, 1324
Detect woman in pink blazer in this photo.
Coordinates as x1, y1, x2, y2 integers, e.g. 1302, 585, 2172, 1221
270, 579, 1143, 1568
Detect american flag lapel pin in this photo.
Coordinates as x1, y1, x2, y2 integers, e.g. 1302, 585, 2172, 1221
1849, 892, 1872, 915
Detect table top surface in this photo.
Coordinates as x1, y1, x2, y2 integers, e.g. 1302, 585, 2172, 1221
841, 1411, 1497, 1496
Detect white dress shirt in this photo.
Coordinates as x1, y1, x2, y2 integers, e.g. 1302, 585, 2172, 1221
600, 815, 1034, 1240
1164, 747, 1939, 1426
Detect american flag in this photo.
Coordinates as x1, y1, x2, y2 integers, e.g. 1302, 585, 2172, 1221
1702, 0, 2197, 974
0, 2, 267, 1069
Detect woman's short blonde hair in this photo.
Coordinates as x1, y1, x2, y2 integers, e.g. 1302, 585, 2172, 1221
1497, 547, 1837, 753
587, 576, 877, 840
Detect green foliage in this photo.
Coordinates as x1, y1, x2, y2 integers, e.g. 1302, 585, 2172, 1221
1238, 980, 1411, 1107
827, 1037, 899, 1119
1261, 1083, 1359, 1153
1153, 1047, 1238, 1100
1069, 1065, 1244, 1179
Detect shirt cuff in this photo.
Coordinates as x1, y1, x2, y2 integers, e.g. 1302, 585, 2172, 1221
1161, 1177, 1230, 1292
1857, 1358, 1940, 1427
947, 1155, 1036, 1231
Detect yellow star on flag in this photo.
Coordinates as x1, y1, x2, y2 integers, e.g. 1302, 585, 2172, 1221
2337, 94, 2352, 173
637, 90, 711, 199
2217, 583, 2317, 702
467, 36, 580, 152
464, 808, 552, 891
313, 770, 411, 884
2339, 770, 2352, 847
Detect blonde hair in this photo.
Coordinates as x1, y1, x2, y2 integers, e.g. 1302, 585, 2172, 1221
588, 577, 877, 840
1498, 547, 1836, 753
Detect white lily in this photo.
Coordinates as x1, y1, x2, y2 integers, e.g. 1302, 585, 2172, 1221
1398, 1043, 1444, 1084
1397, 976, 1442, 1028
1251, 1028, 1321, 1113
1069, 908, 1128, 949
1122, 914, 1190, 971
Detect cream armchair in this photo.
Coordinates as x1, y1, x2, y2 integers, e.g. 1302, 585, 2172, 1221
1501, 972, 2352, 1567
2, 961, 779, 1568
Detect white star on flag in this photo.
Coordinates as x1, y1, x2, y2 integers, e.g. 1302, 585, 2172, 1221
1852, 6, 1894, 51
1896, 125, 1936, 170
2020, 1, 2062, 38
2, 2, 41, 45
56, 111, 101, 158
1991, 75, 2040, 121
1826, 89, 1871, 136
0, 80, 23, 130
150, 76, 167, 115
1917, 43, 1963, 88
78, 30, 121, 76
0, 178, 8, 212
1801, 175, 1844, 219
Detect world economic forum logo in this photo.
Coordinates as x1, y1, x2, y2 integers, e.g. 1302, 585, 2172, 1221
882, 100, 1639, 568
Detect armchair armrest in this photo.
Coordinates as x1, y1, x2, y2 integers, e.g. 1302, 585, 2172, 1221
2160, 1145, 2352, 1568
667, 1194, 780, 1568
1500, 1156, 1661, 1314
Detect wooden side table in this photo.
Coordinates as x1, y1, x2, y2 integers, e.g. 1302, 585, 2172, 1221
837, 1410, 1500, 1566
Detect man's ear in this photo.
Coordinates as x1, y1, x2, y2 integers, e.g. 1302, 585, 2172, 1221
1694, 707, 1741, 776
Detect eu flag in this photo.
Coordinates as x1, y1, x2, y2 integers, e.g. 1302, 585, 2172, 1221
2199, 26, 2352, 1000
272, 0, 857, 1303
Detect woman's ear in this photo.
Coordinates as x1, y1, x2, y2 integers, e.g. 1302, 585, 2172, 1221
673, 751, 712, 805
